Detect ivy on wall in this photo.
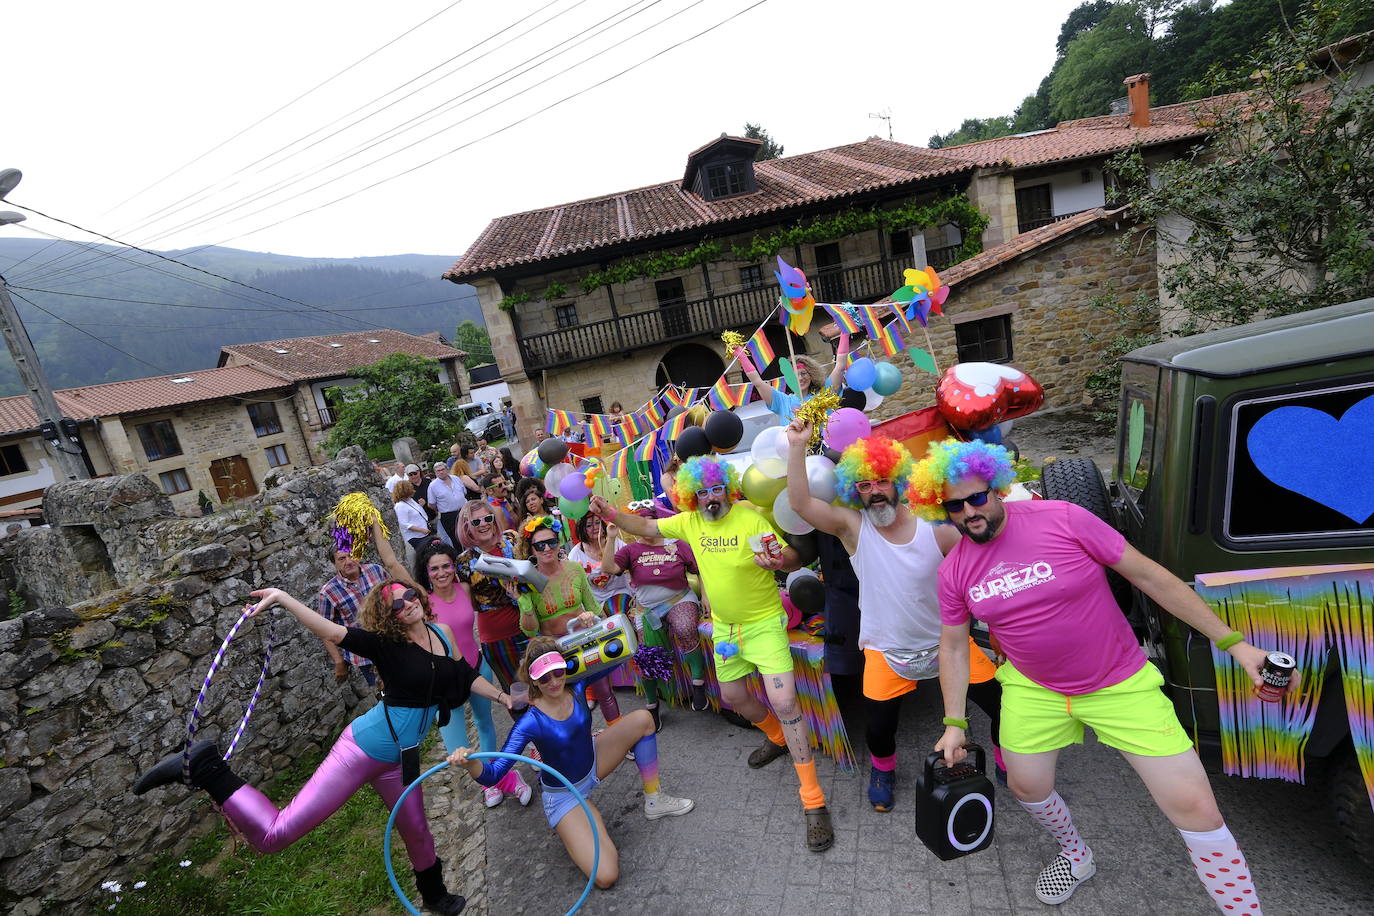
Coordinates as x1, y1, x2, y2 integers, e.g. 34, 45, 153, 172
498, 194, 988, 311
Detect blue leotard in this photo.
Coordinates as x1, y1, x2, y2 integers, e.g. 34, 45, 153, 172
476, 681, 595, 789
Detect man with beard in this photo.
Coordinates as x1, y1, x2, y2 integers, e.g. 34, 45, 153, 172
783, 421, 1003, 813
910, 439, 1272, 911
588, 455, 835, 853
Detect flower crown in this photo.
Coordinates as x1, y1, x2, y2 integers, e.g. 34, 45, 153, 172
521, 515, 563, 536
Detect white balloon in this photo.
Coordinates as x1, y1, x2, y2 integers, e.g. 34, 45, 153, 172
804, 454, 838, 504
786, 568, 819, 588
864, 388, 884, 411
751, 425, 787, 466
754, 456, 787, 479
544, 463, 573, 491
771, 486, 815, 535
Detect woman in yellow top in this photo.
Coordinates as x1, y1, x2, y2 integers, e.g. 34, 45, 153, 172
509, 516, 622, 724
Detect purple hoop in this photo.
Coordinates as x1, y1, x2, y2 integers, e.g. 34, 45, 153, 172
183, 606, 276, 783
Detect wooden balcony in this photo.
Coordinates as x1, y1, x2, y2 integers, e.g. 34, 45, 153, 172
1017, 209, 1092, 234
518, 258, 918, 372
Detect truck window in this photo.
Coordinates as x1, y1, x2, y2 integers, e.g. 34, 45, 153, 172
1117, 361, 1159, 505
1225, 380, 1374, 542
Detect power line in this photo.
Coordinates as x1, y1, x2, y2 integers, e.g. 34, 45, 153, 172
10, 284, 477, 314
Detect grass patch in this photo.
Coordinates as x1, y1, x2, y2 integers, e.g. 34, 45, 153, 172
105, 748, 415, 915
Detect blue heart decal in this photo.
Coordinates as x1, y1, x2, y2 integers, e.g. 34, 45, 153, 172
1246, 393, 1374, 523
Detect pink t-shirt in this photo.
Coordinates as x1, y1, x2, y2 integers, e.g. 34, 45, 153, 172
614, 540, 697, 593
427, 588, 481, 668
939, 500, 1141, 695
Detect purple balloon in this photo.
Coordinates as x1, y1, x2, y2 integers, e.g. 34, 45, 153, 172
823, 407, 872, 451
559, 473, 591, 501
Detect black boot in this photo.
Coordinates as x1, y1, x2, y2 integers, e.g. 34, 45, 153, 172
413, 859, 465, 915
132, 740, 244, 803
648, 703, 663, 733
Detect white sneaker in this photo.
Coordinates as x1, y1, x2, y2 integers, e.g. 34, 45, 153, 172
1034, 850, 1096, 905
644, 792, 694, 820
512, 771, 533, 807
483, 785, 504, 808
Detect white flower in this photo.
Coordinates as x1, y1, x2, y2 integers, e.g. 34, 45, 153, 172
134, 881, 147, 890
107, 905, 115, 912
101, 881, 122, 893
179, 860, 192, 867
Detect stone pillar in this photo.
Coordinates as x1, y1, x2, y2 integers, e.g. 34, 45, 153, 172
392, 437, 420, 466
968, 171, 1019, 248
98, 417, 139, 474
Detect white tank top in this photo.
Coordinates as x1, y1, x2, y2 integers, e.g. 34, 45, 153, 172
853, 511, 945, 653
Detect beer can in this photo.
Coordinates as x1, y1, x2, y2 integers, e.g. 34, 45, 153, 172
760, 533, 783, 559
1254, 651, 1295, 703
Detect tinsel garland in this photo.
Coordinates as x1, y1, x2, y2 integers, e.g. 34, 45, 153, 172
330, 492, 388, 559
793, 388, 841, 446
634, 645, 675, 683
720, 330, 746, 353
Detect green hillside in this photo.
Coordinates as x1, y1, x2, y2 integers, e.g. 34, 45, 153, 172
0, 241, 482, 394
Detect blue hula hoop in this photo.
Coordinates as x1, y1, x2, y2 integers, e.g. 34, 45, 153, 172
383, 752, 599, 916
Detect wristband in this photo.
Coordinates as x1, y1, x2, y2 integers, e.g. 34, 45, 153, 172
1215, 631, 1245, 651
605, 506, 618, 519
942, 716, 969, 729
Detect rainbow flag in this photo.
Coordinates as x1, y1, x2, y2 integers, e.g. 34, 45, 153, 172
545, 408, 576, 435
876, 319, 907, 357
744, 327, 776, 370
661, 385, 688, 407
583, 423, 602, 449
821, 302, 863, 336
854, 305, 886, 339
633, 430, 659, 462
643, 398, 665, 428
709, 378, 750, 410
685, 386, 708, 406
588, 414, 612, 439
666, 410, 692, 440
620, 411, 649, 439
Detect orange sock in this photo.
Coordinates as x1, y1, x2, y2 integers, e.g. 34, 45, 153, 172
755, 711, 785, 747
794, 759, 825, 809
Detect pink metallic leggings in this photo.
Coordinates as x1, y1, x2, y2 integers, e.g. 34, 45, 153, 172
220, 724, 437, 870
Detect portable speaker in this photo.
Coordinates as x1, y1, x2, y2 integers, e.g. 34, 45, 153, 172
556, 613, 637, 683
914, 745, 995, 860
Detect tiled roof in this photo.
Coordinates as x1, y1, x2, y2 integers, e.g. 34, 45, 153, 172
219, 329, 465, 381
0, 365, 292, 436
444, 139, 978, 280
817, 208, 1124, 339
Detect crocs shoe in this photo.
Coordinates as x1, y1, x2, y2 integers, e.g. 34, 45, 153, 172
644, 792, 694, 820
510, 770, 533, 807
747, 739, 790, 769
1034, 851, 1096, 904
482, 785, 504, 808
804, 805, 834, 852
867, 766, 895, 812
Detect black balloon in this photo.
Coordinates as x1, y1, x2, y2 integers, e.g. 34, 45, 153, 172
839, 387, 866, 411
781, 530, 818, 567
674, 426, 712, 460
820, 447, 842, 464
703, 410, 744, 451
536, 437, 568, 465
789, 575, 826, 614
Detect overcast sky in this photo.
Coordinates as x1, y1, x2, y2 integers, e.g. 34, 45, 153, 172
5, 0, 1083, 264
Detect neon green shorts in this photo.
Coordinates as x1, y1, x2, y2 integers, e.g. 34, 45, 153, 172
712, 613, 793, 682
996, 660, 1194, 757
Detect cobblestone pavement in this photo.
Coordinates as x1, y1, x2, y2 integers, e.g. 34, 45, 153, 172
458, 685, 1374, 916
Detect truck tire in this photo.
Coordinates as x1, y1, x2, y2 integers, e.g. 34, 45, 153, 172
1329, 744, 1374, 868
1039, 457, 1112, 524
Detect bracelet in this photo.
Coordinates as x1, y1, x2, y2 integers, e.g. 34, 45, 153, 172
942, 716, 969, 729
605, 506, 618, 519
1215, 631, 1245, 651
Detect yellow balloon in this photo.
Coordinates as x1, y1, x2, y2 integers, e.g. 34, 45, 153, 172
742, 464, 787, 508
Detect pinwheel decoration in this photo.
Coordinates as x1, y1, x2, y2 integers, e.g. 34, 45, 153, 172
774, 256, 816, 335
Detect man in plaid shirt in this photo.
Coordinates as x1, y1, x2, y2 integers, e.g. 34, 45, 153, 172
316, 521, 412, 685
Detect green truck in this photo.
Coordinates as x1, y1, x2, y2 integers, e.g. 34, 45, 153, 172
1038, 298, 1374, 860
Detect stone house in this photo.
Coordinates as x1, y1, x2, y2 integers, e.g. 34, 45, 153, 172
442, 76, 1216, 438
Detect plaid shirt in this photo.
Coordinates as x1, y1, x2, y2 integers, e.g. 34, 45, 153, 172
316, 562, 387, 667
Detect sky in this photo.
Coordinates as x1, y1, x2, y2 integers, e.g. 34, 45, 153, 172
4, 0, 1085, 263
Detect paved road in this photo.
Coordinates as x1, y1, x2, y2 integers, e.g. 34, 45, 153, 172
475, 684, 1373, 915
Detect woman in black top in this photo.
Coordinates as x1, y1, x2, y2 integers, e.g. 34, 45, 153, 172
133, 580, 512, 915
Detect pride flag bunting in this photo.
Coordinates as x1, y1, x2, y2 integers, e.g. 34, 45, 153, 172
643, 398, 665, 427
666, 410, 692, 440
709, 379, 751, 410
821, 303, 863, 336
744, 327, 776, 370
661, 386, 688, 407
876, 319, 907, 357
588, 414, 612, 439
633, 430, 659, 462
545, 408, 576, 435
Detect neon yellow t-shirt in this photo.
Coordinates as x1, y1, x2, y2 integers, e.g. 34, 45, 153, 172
657, 503, 783, 625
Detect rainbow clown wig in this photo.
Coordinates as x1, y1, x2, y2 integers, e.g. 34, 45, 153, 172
671, 455, 742, 512
908, 439, 1016, 522
834, 435, 915, 508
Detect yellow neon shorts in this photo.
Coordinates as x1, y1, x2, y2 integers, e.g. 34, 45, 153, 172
996, 660, 1193, 757
712, 613, 793, 682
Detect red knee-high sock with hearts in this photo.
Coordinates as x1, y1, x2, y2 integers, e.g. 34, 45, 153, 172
1179, 825, 1262, 914
1018, 791, 1091, 864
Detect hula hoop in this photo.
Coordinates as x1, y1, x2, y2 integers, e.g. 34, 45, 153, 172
384, 753, 599, 916
183, 606, 276, 783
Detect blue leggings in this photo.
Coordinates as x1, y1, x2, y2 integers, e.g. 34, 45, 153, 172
438, 658, 499, 755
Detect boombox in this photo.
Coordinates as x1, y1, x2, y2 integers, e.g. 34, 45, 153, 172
472, 554, 549, 593
914, 746, 995, 860
556, 613, 637, 683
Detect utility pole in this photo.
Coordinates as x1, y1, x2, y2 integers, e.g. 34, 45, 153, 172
0, 168, 90, 482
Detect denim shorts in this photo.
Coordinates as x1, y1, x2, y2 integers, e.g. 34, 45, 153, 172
540, 751, 600, 827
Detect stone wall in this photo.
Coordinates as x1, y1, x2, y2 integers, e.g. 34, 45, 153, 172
871, 220, 1159, 423
0, 448, 402, 912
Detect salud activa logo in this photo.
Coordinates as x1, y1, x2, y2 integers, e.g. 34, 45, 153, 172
699, 535, 739, 550
968, 560, 1055, 603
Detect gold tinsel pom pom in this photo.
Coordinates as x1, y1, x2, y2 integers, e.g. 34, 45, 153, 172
331, 492, 388, 558
720, 331, 746, 352
793, 388, 841, 446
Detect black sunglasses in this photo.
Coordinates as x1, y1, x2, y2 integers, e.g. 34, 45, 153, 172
941, 489, 992, 515
531, 538, 560, 552
467, 514, 496, 527
389, 588, 419, 612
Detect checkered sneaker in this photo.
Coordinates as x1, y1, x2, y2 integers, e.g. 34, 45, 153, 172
1034, 851, 1096, 905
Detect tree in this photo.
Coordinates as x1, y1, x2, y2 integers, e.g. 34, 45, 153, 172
928, 116, 1015, 148
325, 353, 464, 455
1051, 2, 1154, 120
1114, 0, 1374, 330
743, 123, 784, 160
1056, 0, 1117, 54
453, 319, 492, 369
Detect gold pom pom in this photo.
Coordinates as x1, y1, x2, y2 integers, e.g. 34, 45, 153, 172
720, 331, 746, 352
793, 388, 841, 446
331, 492, 388, 558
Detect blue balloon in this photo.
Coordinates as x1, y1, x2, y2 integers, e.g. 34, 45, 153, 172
872, 361, 903, 396
845, 357, 877, 391
970, 425, 1003, 445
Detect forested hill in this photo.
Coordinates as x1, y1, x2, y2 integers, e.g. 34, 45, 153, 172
0, 241, 482, 395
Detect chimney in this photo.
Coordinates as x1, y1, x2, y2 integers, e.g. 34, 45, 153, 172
1124, 73, 1151, 128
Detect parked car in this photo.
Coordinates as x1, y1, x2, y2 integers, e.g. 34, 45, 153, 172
1038, 298, 1374, 862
